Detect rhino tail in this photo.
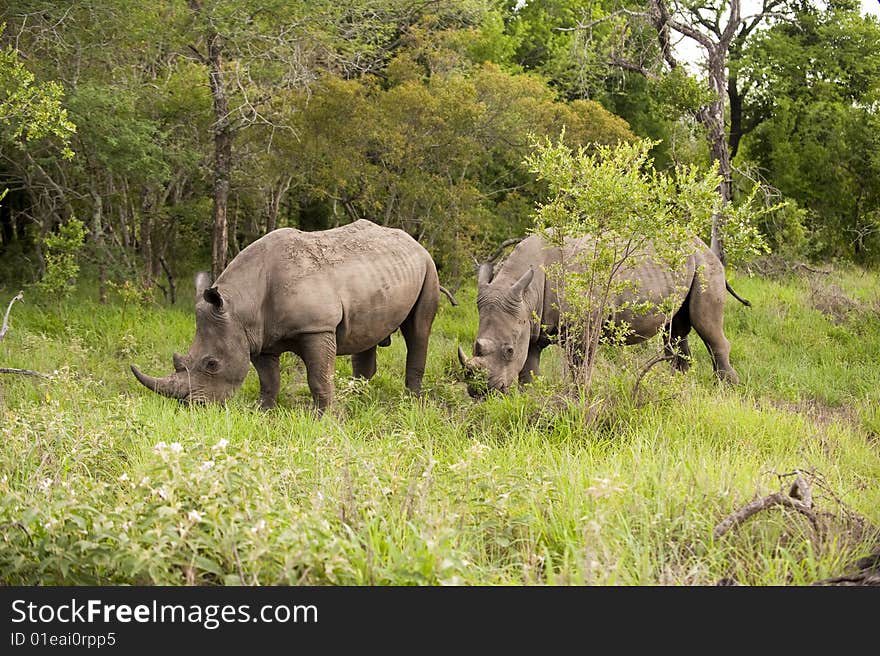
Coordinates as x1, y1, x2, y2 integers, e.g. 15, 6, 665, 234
725, 280, 751, 307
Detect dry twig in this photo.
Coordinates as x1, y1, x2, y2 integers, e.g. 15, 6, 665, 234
631, 353, 674, 402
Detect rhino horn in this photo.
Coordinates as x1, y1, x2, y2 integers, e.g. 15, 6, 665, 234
458, 345, 474, 371
130, 364, 187, 400
509, 266, 534, 300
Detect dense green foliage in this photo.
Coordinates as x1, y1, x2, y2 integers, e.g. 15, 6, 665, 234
1, 270, 878, 584
739, 4, 880, 261
2, 0, 879, 292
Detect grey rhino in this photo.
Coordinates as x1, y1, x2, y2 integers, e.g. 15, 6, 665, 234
458, 233, 746, 396
132, 219, 439, 411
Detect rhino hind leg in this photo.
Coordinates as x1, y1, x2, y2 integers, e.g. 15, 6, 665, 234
688, 269, 739, 384
253, 353, 281, 409
665, 300, 693, 373
399, 264, 440, 396
352, 346, 378, 380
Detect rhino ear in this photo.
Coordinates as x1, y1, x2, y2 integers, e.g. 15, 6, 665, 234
194, 271, 213, 305
509, 266, 534, 301
203, 287, 224, 310
477, 262, 494, 289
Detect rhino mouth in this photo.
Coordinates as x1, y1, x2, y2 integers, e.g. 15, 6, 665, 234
459, 347, 511, 397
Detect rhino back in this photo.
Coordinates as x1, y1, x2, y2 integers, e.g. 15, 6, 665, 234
257, 221, 431, 352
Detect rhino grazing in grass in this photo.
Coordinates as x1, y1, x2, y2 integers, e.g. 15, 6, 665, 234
131, 219, 439, 411
458, 234, 747, 397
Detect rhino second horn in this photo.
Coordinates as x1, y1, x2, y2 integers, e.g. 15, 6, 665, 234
130, 364, 186, 399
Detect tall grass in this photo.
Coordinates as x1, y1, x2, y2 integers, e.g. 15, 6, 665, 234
0, 268, 878, 585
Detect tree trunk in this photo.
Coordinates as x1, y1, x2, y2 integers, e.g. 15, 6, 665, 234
90, 186, 107, 303
266, 175, 292, 234
699, 52, 732, 266
727, 71, 743, 159
140, 193, 153, 286
207, 32, 232, 280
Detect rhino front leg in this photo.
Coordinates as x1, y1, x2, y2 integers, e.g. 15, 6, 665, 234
298, 332, 337, 412
518, 344, 542, 385
252, 353, 281, 409
352, 345, 378, 380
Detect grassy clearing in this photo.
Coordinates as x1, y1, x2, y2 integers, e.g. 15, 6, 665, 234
0, 267, 878, 585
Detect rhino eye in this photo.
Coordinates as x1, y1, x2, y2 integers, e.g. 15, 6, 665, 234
501, 345, 514, 361
203, 357, 220, 373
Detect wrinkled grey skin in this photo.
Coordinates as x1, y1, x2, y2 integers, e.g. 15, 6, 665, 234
459, 234, 740, 396
132, 219, 439, 411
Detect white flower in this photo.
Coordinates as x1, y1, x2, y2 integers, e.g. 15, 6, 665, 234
139, 476, 151, 487
156, 487, 169, 500
200, 460, 215, 471
118, 472, 129, 482
250, 519, 267, 534
212, 438, 229, 451
187, 510, 203, 522
169, 442, 183, 454
121, 520, 133, 531
40, 477, 53, 490
154, 441, 168, 453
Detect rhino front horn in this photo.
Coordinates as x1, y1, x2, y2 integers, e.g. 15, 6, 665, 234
130, 364, 185, 400
458, 345, 471, 370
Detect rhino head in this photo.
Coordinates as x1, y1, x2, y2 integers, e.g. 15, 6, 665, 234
459, 264, 534, 397
131, 274, 251, 404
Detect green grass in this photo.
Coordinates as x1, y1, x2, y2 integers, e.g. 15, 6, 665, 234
0, 267, 878, 585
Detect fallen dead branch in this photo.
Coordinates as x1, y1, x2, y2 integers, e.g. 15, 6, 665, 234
815, 547, 880, 586
714, 472, 819, 539
746, 255, 832, 278
0, 367, 50, 378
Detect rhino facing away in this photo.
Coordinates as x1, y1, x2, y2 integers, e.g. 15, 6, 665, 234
458, 234, 745, 396
132, 219, 439, 411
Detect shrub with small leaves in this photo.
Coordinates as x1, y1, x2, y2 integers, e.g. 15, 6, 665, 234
37, 218, 86, 298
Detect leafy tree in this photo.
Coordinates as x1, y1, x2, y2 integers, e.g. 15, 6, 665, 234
739, 4, 880, 261
525, 134, 768, 390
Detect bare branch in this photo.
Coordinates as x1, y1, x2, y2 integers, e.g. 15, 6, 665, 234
186, 44, 208, 65
0, 291, 24, 342
631, 353, 674, 401
486, 237, 524, 264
